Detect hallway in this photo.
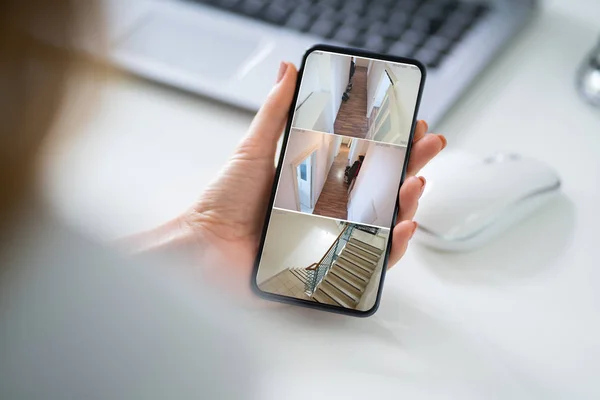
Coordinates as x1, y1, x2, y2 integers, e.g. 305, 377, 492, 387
334, 66, 369, 139
313, 145, 350, 220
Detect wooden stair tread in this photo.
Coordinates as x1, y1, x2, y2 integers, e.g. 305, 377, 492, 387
346, 241, 380, 260
344, 247, 378, 265
330, 265, 367, 291
340, 253, 376, 274
336, 258, 370, 281
323, 274, 362, 302
349, 237, 384, 255
319, 281, 356, 309
312, 289, 339, 306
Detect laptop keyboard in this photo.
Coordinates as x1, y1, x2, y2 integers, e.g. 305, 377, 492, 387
188, 0, 490, 69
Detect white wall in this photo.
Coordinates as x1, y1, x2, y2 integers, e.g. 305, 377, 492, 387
388, 64, 422, 141
348, 138, 370, 166
293, 52, 351, 133
274, 129, 335, 212
292, 92, 332, 133
366, 61, 386, 117
296, 52, 323, 107
329, 54, 351, 126
331, 135, 343, 162
294, 53, 333, 133
347, 142, 407, 227
256, 210, 342, 283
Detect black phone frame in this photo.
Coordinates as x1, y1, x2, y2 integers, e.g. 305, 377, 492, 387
250, 44, 427, 317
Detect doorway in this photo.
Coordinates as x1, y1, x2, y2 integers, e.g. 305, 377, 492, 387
367, 66, 410, 146
295, 150, 316, 213
369, 84, 405, 145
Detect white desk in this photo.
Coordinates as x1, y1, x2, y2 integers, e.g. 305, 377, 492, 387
44, 1, 600, 398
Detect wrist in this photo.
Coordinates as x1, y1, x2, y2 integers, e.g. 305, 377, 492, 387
117, 215, 200, 259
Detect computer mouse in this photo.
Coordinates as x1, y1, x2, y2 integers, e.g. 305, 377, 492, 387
413, 151, 561, 252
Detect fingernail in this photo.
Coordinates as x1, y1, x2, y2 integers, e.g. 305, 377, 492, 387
418, 176, 426, 195
438, 135, 447, 150
411, 221, 418, 237
276, 62, 288, 84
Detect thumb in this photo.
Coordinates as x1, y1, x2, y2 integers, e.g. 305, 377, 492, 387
241, 62, 298, 158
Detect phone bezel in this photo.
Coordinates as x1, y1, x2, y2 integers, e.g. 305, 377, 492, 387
250, 44, 427, 317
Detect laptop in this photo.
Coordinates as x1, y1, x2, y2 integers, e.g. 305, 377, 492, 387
98, 0, 536, 126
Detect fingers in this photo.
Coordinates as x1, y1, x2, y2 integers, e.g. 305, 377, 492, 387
387, 176, 424, 269
244, 62, 298, 157
388, 220, 418, 267
412, 120, 428, 143
387, 119, 443, 269
406, 133, 446, 177
398, 175, 425, 222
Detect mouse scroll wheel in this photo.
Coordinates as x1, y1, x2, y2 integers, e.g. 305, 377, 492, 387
484, 152, 521, 163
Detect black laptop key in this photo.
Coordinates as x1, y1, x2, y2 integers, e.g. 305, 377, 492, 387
457, 2, 489, 17
367, 21, 406, 40
388, 41, 416, 57
407, 17, 431, 34
387, 10, 409, 27
427, 16, 447, 35
417, 2, 444, 19
475, 3, 491, 17
392, 0, 420, 13
266, 0, 295, 12
263, 4, 292, 25
310, 19, 337, 38
238, 0, 268, 16
285, 11, 312, 32
400, 30, 426, 47
320, 0, 345, 9
341, 0, 366, 13
437, 13, 472, 40
413, 47, 441, 68
365, 5, 389, 23
363, 34, 388, 53
422, 35, 453, 53
333, 26, 360, 45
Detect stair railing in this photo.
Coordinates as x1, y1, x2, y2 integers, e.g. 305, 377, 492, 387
305, 223, 356, 295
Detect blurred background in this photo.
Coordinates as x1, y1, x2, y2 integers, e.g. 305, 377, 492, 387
43, 0, 599, 238
40, 1, 599, 396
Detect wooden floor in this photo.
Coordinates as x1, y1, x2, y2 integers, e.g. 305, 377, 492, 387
334, 66, 369, 139
313, 145, 350, 220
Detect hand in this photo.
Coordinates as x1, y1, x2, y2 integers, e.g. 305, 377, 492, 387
124, 62, 447, 297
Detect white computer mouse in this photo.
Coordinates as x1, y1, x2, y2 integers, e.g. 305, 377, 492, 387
413, 151, 561, 252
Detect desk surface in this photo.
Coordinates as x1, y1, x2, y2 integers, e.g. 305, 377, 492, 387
44, 1, 600, 398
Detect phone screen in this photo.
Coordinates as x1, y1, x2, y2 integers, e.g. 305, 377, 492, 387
254, 48, 424, 314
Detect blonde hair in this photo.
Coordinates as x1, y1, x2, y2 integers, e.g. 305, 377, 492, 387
0, 1, 98, 226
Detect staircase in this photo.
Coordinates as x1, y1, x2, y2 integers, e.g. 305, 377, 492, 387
289, 267, 311, 295
311, 236, 384, 309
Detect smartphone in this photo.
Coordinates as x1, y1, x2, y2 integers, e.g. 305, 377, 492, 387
251, 45, 426, 317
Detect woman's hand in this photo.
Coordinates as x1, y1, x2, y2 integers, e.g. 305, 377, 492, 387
123, 62, 446, 296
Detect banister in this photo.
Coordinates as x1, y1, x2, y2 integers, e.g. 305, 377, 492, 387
305, 223, 355, 295
315, 224, 348, 268
305, 263, 318, 271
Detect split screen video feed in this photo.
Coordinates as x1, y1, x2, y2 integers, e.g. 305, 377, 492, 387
257, 51, 422, 311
